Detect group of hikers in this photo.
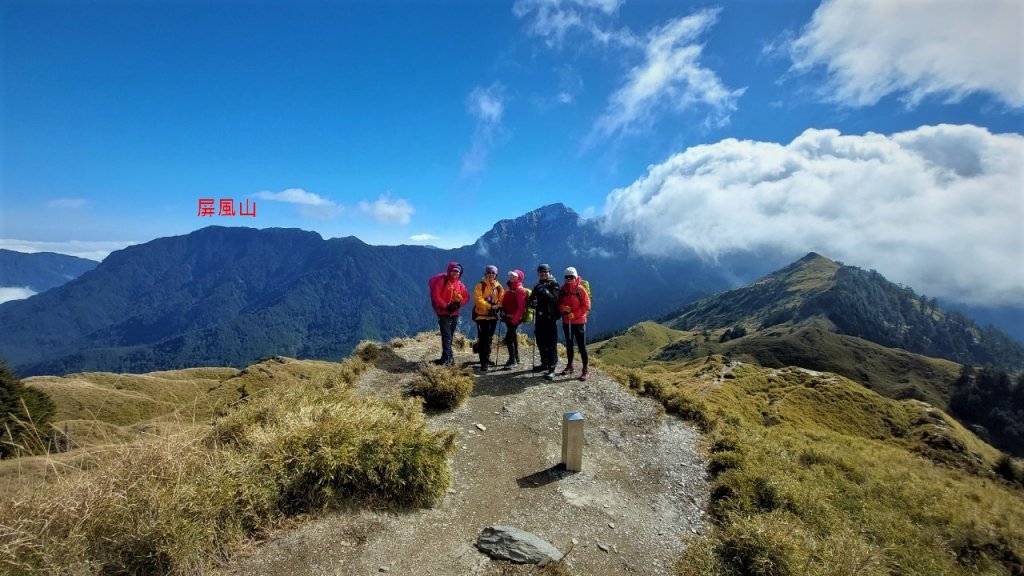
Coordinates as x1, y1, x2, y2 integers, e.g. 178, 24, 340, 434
429, 262, 592, 381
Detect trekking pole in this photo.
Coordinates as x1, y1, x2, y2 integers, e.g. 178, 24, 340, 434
494, 312, 502, 367
531, 328, 536, 369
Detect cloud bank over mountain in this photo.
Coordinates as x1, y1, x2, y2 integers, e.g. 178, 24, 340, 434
601, 124, 1024, 306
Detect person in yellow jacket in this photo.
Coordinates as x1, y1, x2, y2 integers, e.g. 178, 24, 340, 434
472, 265, 505, 372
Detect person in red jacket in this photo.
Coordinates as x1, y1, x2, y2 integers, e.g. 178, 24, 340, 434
429, 262, 470, 366
500, 269, 528, 370
558, 267, 591, 380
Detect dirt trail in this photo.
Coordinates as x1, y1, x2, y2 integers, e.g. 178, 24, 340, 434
227, 335, 709, 575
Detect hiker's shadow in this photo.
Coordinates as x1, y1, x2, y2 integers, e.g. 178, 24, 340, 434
374, 346, 421, 375
470, 365, 551, 398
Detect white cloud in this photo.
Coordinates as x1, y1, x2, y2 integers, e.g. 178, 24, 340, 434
788, 0, 1024, 108
410, 233, 439, 242
590, 9, 744, 143
468, 84, 505, 124
254, 188, 336, 206
601, 124, 1024, 306
0, 287, 37, 304
462, 83, 508, 177
513, 0, 625, 47
46, 198, 87, 209
0, 239, 136, 261
358, 193, 414, 225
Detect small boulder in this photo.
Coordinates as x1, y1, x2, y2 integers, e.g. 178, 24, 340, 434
475, 525, 562, 564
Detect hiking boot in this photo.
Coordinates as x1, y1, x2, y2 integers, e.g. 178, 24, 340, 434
479, 364, 488, 372
532, 365, 550, 373
543, 371, 555, 381
559, 364, 574, 377
580, 368, 589, 381
501, 360, 518, 371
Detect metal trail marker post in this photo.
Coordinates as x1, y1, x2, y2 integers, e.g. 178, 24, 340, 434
561, 411, 584, 472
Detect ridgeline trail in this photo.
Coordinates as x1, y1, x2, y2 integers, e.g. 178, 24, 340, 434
227, 333, 709, 575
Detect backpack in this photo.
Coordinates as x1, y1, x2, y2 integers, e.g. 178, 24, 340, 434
521, 288, 534, 325
579, 279, 591, 309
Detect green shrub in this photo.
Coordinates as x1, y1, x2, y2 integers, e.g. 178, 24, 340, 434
994, 454, 1023, 486
409, 364, 474, 410
1, 360, 55, 458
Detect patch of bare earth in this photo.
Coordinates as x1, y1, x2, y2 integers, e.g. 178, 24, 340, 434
226, 334, 709, 575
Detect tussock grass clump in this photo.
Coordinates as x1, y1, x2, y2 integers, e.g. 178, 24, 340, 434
210, 374, 456, 510
353, 340, 384, 364
0, 355, 456, 574
410, 364, 475, 410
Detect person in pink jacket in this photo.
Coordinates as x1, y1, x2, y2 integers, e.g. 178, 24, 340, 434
558, 267, 591, 380
500, 269, 528, 370
428, 262, 470, 366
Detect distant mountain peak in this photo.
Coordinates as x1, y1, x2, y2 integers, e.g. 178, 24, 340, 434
760, 252, 840, 287
529, 203, 576, 220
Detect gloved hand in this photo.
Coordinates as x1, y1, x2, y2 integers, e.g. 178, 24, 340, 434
445, 302, 459, 313
566, 313, 575, 320
560, 305, 572, 313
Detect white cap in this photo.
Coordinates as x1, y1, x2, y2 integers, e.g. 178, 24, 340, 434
564, 267, 578, 277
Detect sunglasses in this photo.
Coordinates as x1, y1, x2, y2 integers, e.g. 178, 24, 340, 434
565, 276, 576, 279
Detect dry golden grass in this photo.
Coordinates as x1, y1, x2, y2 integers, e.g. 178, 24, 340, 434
0, 349, 456, 575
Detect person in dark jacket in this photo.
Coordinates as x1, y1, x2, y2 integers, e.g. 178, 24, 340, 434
501, 269, 528, 370
528, 263, 561, 379
429, 262, 470, 366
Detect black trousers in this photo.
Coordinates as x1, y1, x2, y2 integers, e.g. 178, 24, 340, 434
504, 320, 520, 363
535, 318, 558, 370
562, 323, 588, 368
476, 319, 497, 365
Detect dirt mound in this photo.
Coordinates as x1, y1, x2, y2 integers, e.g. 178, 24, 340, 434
227, 336, 709, 575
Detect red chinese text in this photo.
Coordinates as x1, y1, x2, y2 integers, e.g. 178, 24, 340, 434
197, 198, 256, 217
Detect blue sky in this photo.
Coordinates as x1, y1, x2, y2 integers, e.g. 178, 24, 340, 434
1, 0, 1022, 307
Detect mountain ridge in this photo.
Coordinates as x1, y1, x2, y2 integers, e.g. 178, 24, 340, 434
0, 206, 747, 376
0, 249, 98, 298
663, 252, 1024, 371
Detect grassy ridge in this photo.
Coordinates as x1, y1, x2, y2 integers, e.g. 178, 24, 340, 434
0, 344, 456, 574
20, 359, 346, 454
589, 321, 688, 366
595, 319, 962, 409
609, 358, 1023, 576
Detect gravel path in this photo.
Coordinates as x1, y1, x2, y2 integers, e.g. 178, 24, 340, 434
226, 334, 709, 575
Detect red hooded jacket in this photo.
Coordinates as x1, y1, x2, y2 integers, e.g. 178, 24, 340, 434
429, 262, 470, 317
558, 276, 591, 325
501, 269, 528, 325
